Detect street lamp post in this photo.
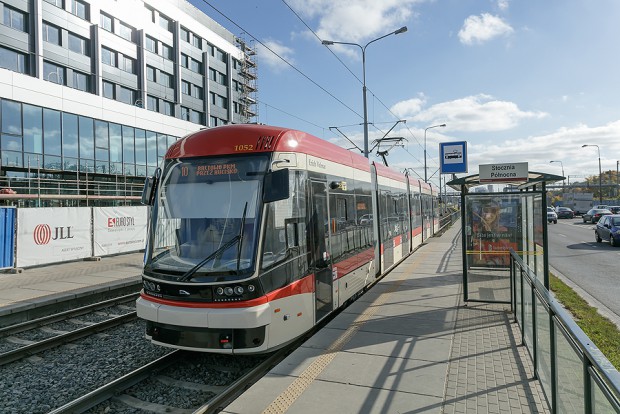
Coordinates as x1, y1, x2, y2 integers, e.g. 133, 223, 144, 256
424, 124, 446, 183
582, 144, 602, 203
322, 27, 408, 158
549, 160, 565, 191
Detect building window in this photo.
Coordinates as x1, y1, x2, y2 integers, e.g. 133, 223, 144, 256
181, 80, 190, 95
42, 22, 61, 45
43, 61, 65, 84
192, 35, 202, 49
146, 66, 155, 81
72, 70, 90, 92
44, 0, 63, 7
217, 72, 227, 85
121, 55, 135, 74
162, 100, 173, 116
102, 80, 115, 99
159, 71, 172, 88
189, 58, 201, 73
3, 5, 27, 32
101, 47, 116, 66
210, 93, 227, 108
70, 0, 89, 20
159, 43, 172, 60
180, 27, 189, 42
159, 14, 171, 32
118, 86, 134, 105
180, 106, 190, 120
216, 49, 226, 62
118, 22, 133, 42
190, 110, 203, 125
0, 45, 27, 74
68, 32, 89, 56
191, 85, 203, 99
100, 12, 113, 32
180, 54, 188, 68
146, 95, 158, 111
145, 36, 156, 53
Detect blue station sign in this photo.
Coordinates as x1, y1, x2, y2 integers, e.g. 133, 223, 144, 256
440, 141, 468, 174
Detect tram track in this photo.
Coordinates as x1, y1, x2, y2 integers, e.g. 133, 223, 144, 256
0, 293, 139, 366
48, 343, 295, 414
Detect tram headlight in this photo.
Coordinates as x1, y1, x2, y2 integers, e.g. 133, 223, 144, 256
213, 282, 261, 301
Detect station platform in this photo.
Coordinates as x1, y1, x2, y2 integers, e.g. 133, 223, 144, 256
0, 223, 551, 413
223, 223, 550, 414
0, 252, 143, 318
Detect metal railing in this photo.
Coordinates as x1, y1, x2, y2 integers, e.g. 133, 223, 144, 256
0, 175, 144, 206
510, 249, 620, 413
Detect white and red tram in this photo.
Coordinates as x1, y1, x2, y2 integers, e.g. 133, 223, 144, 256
137, 124, 440, 354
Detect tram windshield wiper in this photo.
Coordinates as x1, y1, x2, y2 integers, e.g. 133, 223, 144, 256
178, 202, 248, 282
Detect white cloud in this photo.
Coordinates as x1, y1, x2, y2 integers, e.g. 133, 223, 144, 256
257, 39, 295, 72
497, 0, 509, 11
288, 0, 419, 58
394, 94, 547, 131
458, 13, 513, 45
390, 96, 426, 118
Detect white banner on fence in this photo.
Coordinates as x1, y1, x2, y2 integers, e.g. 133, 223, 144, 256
93, 206, 148, 256
16, 207, 92, 267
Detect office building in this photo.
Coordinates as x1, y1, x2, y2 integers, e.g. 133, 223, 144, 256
0, 0, 257, 206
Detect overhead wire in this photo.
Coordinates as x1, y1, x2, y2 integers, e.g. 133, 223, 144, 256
198, 0, 362, 122
281, 0, 429, 161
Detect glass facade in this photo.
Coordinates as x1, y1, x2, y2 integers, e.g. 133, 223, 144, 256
0, 98, 178, 204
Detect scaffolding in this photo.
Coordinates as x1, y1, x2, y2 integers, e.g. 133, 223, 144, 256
235, 36, 258, 122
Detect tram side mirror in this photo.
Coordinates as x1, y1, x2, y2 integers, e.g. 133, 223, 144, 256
141, 175, 156, 205
263, 168, 289, 203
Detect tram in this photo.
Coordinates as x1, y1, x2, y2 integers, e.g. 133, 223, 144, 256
136, 124, 440, 354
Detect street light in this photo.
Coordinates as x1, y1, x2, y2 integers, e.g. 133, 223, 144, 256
582, 144, 602, 203
322, 26, 408, 158
424, 124, 446, 183
549, 160, 565, 191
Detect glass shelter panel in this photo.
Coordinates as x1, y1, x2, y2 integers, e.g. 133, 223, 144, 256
464, 194, 522, 302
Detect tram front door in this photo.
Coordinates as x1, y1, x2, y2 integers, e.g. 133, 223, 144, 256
309, 180, 333, 322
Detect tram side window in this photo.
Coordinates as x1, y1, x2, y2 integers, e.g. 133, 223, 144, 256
411, 192, 422, 228
329, 194, 358, 261
261, 171, 307, 270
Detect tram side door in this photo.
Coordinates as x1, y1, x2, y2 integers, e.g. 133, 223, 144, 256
309, 180, 333, 322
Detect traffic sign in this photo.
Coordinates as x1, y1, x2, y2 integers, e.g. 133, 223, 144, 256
440, 141, 468, 174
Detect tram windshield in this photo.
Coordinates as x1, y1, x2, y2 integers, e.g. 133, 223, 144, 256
144, 154, 269, 280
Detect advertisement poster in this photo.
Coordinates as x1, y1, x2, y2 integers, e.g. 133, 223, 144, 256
467, 196, 521, 268
93, 206, 148, 256
16, 207, 92, 267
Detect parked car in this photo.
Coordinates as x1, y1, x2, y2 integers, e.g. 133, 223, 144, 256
582, 208, 612, 224
594, 204, 609, 210
547, 207, 557, 224
595, 215, 620, 246
556, 207, 574, 219
607, 206, 620, 214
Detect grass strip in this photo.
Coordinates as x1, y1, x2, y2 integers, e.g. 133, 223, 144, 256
550, 273, 620, 370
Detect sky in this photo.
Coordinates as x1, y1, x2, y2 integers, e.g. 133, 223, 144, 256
189, 0, 620, 190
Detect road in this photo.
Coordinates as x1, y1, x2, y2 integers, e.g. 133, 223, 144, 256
547, 217, 620, 325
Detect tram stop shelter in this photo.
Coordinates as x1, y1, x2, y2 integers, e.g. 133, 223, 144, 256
447, 170, 564, 303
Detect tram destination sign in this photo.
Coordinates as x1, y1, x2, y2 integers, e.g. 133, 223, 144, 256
479, 162, 528, 184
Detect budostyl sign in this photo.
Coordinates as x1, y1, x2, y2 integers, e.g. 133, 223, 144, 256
479, 162, 528, 183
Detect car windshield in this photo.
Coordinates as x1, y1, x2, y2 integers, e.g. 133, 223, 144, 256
144, 154, 269, 279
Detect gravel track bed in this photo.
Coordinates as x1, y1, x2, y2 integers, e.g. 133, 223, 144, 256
86, 353, 267, 413
0, 320, 168, 414
0, 341, 21, 354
